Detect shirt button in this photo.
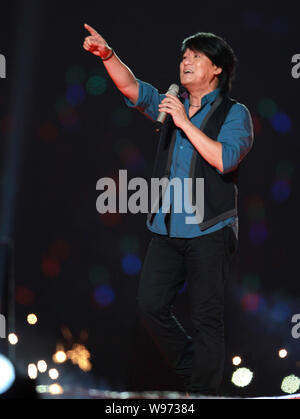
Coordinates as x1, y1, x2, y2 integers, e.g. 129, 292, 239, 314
179, 145, 183, 150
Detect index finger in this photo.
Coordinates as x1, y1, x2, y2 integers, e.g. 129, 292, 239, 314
84, 23, 99, 36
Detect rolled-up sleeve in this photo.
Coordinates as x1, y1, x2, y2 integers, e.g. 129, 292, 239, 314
124, 79, 165, 122
217, 103, 254, 174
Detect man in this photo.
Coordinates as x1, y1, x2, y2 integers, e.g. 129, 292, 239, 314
83, 25, 254, 396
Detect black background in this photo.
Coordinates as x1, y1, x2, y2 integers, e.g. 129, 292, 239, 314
0, 0, 299, 398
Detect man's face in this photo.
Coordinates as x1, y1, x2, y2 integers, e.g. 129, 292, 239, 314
180, 48, 222, 91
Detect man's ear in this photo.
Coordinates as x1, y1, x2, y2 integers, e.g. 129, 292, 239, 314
214, 66, 223, 76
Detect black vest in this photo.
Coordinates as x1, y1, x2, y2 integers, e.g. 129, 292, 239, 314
147, 94, 238, 231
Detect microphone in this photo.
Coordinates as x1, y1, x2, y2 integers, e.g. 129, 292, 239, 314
156, 83, 179, 127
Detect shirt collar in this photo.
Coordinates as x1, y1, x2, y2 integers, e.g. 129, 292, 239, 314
183, 87, 220, 108
201, 88, 220, 107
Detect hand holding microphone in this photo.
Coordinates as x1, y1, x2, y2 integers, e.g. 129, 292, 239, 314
156, 84, 179, 125
157, 84, 190, 130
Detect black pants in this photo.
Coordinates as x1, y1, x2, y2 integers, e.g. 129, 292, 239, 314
137, 225, 237, 395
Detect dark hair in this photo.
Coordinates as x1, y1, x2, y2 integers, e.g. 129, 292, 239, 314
181, 32, 237, 94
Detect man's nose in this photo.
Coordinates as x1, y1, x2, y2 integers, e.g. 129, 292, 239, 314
183, 55, 193, 65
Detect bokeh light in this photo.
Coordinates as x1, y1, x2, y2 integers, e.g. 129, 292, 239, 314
272, 180, 291, 202
66, 344, 92, 372
49, 383, 64, 395
0, 354, 15, 394
53, 350, 67, 364
41, 256, 61, 278
281, 375, 300, 394
66, 84, 86, 106
28, 363, 38, 380
15, 286, 34, 305
278, 349, 288, 359
8, 333, 18, 345
27, 313, 38, 325
241, 293, 264, 312
49, 368, 59, 380
270, 301, 292, 323
271, 112, 292, 134
231, 368, 253, 388
249, 222, 268, 245
232, 356, 242, 366
242, 274, 261, 293
94, 285, 115, 307
257, 98, 277, 119
86, 75, 107, 96
37, 360, 47, 373
121, 254, 142, 276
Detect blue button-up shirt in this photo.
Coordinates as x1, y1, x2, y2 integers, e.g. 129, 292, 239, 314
125, 79, 254, 238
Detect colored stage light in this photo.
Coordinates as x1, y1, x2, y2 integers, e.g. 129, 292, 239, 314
86, 75, 107, 96
231, 368, 253, 388
241, 293, 263, 312
8, 333, 18, 345
271, 112, 291, 134
232, 356, 242, 366
242, 274, 261, 293
281, 375, 300, 394
278, 349, 288, 359
49, 383, 64, 395
37, 360, 47, 373
0, 354, 15, 395
270, 301, 292, 323
249, 222, 268, 245
28, 364, 38, 380
27, 313, 38, 325
53, 350, 67, 364
41, 256, 61, 278
94, 285, 115, 307
49, 369, 59, 380
272, 180, 291, 202
66, 84, 86, 106
257, 98, 277, 119
121, 254, 142, 276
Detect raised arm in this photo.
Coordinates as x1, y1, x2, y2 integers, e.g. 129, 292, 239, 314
83, 24, 139, 104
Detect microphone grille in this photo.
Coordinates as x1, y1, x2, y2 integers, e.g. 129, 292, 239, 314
167, 84, 179, 96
